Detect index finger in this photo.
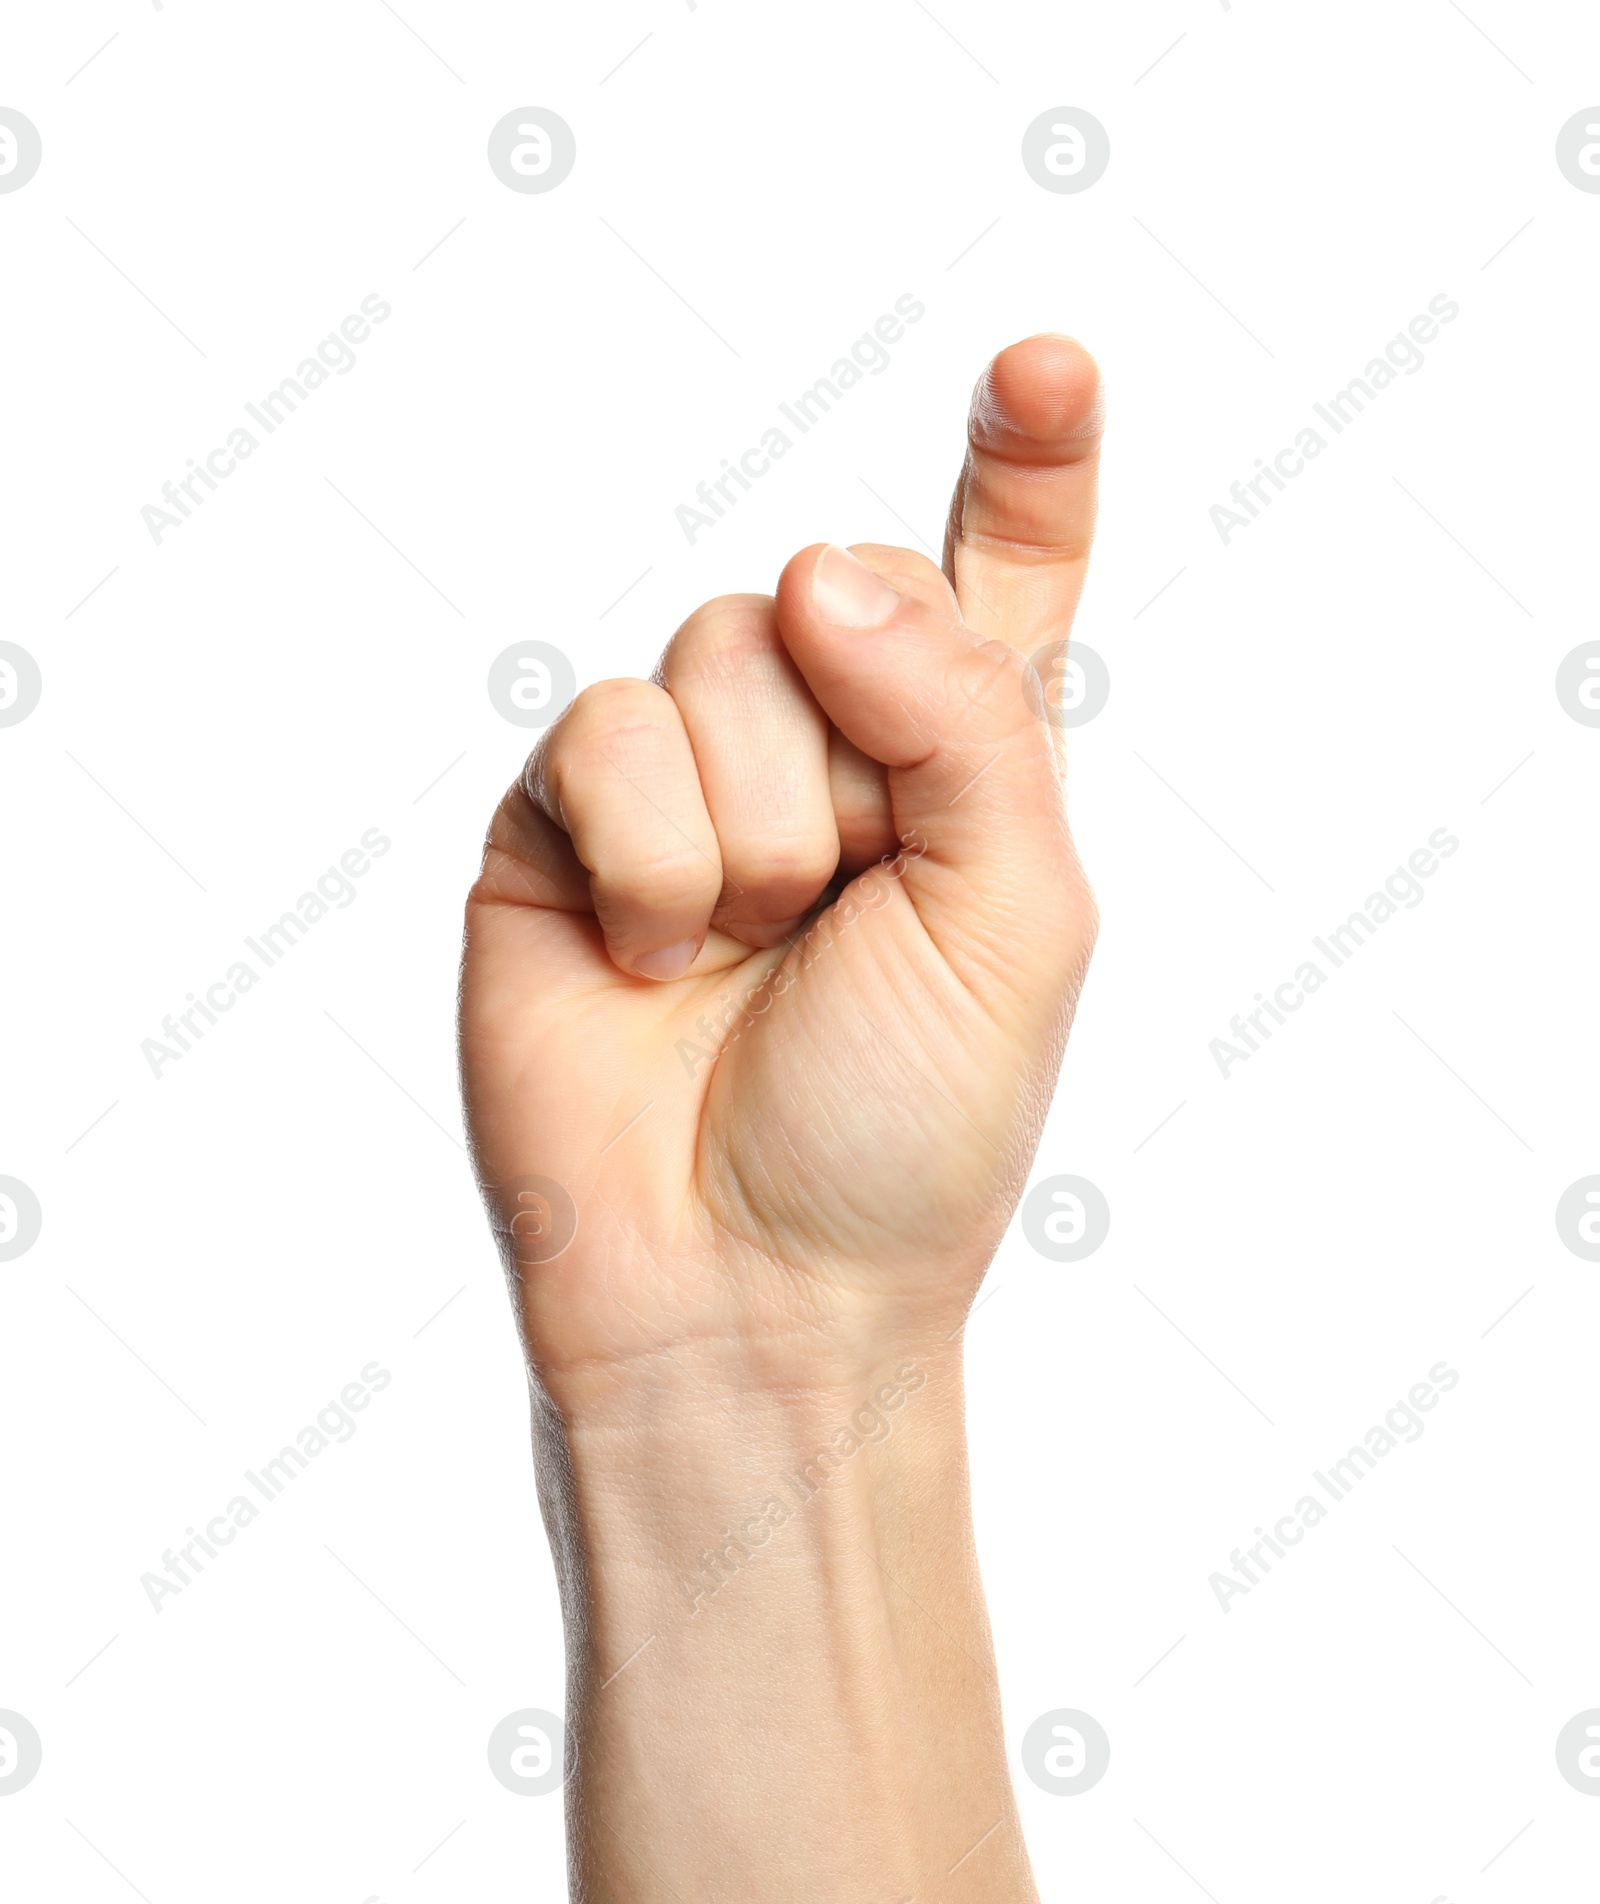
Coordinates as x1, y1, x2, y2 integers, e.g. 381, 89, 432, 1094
942, 333, 1105, 651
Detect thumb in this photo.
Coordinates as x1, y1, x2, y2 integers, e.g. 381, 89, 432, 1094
774, 542, 1093, 988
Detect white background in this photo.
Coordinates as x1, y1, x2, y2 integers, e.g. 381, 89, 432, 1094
3, 2, 1597, 1899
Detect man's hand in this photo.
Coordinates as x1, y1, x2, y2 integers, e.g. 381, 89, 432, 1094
459, 334, 1104, 1904
462, 333, 1102, 1403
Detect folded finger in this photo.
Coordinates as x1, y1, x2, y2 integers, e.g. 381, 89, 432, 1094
658, 594, 839, 947
525, 679, 722, 980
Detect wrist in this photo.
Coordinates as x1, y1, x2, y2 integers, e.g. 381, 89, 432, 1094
537, 1343, 962, 1623
531, 1343, 1037, 1903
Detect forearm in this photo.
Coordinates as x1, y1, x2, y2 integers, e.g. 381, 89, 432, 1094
536, 1343, 1037, 1904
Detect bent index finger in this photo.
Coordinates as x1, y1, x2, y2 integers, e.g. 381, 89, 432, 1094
943, 333, 1105, 652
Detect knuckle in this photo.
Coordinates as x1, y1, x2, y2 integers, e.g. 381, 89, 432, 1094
555, 726, 694, 810
560, 719, 671, 781
527, 679, 668, 801
947, 637, 1036, 737
730, 836, 838, 902
593, 853, 720, 918
565, 676, 665, 732
660, 595, 779, 686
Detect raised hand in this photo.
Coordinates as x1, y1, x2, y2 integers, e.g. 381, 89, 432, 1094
459, 333, 1104, 1904
461, 333, 1103, 1404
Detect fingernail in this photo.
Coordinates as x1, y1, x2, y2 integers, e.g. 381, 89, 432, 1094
812, 545, 901, 629
634, 938, 697, 981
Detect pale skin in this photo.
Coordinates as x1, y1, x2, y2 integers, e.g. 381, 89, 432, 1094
459, 333, 1104, 1902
